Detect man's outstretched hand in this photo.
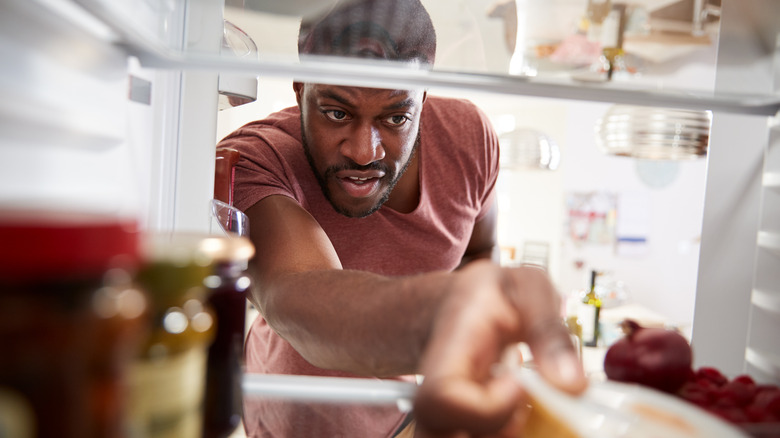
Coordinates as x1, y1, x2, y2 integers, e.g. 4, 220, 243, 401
413, 261, 587, 437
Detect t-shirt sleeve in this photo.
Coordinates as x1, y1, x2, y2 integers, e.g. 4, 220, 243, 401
217, 123, 302, 213
472, 103, 500, 222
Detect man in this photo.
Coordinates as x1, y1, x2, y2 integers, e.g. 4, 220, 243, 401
218, 1, 586, 436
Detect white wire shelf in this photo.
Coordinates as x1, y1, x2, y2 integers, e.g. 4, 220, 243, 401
763, 172, 780, 189
752, 289, 780, 315
757, 231, 780, 255
242, 374, 417, 412
746, 347, 780, 378
70, 0, 780, 117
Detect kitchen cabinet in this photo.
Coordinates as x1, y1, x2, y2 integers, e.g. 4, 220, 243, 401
2, 0, 779, 404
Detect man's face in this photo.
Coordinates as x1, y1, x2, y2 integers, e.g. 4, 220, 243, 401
295, 83, 425, 218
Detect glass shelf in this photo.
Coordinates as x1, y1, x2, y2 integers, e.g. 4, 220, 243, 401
70, 0, 780, 115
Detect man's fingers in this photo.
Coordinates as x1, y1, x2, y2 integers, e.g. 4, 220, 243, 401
500, 267, 588, 395
526, 318, 588, 395
414, 373, 524, 435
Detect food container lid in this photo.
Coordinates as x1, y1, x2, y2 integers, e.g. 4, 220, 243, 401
198, 235, 255, 262
136, 233, 215, 309
0, 210, 140, 282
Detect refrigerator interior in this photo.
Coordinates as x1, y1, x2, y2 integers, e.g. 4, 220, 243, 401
2, 0, 779, 409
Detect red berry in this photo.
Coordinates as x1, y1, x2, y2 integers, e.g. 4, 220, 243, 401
710, 406, 750, 423
677, 381, 712, 407
696, 366, 728, 386
744, 404, 771, 423
753, 387, 780, 417
696, 377, 718, 392
719, 379, 757, 407
734, 374, 755, 386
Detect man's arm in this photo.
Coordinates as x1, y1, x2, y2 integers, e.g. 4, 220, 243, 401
245, 194, 453, 377
245, 194, 586, 436
459, 198, 500, 267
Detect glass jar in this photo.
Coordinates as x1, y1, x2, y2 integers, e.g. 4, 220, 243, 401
127, 233, 217, 438
198, 236, 254, 438
0, 211, 147, 438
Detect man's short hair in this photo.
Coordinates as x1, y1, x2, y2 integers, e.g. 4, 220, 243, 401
298, 0, 437, 66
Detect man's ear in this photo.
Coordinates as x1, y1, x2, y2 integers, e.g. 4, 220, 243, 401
293, 82, 305, 107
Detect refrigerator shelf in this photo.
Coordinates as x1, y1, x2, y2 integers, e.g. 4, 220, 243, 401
746, 348, 780, 378
66, 0, 780, 117
241, 374, 417, 412
752, 289, 780, 315
763, 172, 780, 189
757, 231, 780, 256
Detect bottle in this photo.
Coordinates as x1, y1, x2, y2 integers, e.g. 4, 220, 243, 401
0, 210, 147, 438
565, 299, 583, 361
600, 3, 627, 79
127, 233, 217, 438
580, 270, 602, 347
199, 236, 255, 438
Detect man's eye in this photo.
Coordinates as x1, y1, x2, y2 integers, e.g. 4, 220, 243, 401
387, 115, 408, 126
325, 110, 348, 121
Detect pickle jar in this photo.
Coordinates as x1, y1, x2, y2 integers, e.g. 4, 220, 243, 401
0, 211, 147, 438
198, 236, 254, 438
128, 233, 217, 438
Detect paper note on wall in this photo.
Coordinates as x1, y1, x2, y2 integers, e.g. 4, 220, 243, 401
566, 192, 616, 246
615, 191, 649, 256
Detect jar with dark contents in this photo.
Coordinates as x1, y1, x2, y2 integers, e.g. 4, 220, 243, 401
0, 211, 147, 438
198, 236, 254, 438
127, 233, 217, 438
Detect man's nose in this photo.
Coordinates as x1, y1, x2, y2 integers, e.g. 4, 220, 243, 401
342, 122, 385, 166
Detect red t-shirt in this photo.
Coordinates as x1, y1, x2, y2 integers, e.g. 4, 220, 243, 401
219, 95, 499, 437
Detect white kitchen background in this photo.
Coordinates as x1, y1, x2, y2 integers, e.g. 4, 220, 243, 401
216, 0, 717, 335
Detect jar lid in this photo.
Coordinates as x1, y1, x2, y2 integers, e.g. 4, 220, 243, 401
137, 233, 254, 308
198, 235, 255, 262
0, 210, 140, 282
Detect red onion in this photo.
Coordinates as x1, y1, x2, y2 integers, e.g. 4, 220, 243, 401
604, 319, 693, 393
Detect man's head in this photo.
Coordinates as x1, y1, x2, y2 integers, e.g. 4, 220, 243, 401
295, 0, 435, 218
296, 84, 425, 218
298, 0, 436, 66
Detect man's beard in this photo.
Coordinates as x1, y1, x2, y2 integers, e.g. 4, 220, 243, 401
301, 118, 420, 218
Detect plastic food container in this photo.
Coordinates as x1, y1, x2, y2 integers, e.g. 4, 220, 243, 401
0, 210, 147, 438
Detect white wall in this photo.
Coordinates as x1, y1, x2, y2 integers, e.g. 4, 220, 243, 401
219, 81, 710, 331
445, 91, 708, 329
215, 0, 721, 331
559, 100, 707, 327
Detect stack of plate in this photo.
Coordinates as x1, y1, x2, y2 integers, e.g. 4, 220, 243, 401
595, 105, 711, 160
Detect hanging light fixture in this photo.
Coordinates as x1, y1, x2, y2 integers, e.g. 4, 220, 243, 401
595, 105, 711, 160
499, 128, 561, 171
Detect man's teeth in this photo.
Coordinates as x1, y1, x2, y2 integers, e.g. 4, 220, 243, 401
348, 176, 371, 181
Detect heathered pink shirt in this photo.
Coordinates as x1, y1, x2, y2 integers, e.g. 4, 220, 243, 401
219, 95, 499, 437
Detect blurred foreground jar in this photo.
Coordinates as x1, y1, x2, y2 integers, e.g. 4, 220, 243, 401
0, 211, 147, 438
199, 236, 254, 438
128, 234, 217, 438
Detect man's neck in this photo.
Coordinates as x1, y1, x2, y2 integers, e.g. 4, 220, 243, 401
384, 151, 420, 214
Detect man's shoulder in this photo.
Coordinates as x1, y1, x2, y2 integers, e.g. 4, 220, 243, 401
232, 106, 301, 137
422, 95, 488, 135
424, 95, 479, 111
218, 106, 301, 153
423, 95, 485, 123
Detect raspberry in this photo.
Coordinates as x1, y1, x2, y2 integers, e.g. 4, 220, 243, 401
710, 406, 750, 424
719, 379, 757, 407
696, 366, 728, 386
677, 381, 711, 407
753, 387, 780, 417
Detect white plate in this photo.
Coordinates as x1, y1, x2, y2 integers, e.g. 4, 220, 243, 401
516, 368, 750, 438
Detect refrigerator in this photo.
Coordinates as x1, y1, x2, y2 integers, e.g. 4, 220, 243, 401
1, 0, 779, 436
